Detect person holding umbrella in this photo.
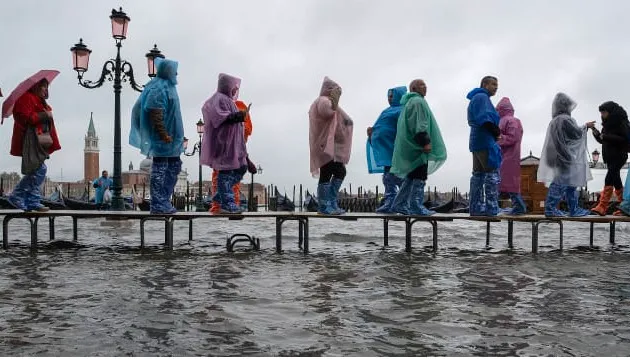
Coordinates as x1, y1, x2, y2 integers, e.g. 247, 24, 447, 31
1, 70, 61, 212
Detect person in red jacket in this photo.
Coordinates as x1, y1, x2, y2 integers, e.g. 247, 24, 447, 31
7, 79, 61, 212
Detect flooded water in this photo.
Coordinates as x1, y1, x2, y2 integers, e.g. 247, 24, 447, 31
1, 215, 630, 356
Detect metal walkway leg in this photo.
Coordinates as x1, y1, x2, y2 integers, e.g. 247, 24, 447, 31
275, 217, 283, 253
49, 217, 55, 241
383, 218, 389, 247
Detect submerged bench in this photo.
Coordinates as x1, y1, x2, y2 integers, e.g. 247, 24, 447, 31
0, 209, 627, 254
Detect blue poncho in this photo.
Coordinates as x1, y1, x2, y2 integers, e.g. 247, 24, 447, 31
467, 87, 502, 169
366, 86, 407, 173
129, 58, 184, 157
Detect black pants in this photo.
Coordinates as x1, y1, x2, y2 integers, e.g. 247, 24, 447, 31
605, 161, 624, 189
407, 164, 428, 180
319, 161, 346, 184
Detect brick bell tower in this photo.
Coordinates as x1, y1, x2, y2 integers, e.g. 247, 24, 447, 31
84, 112, 100, 182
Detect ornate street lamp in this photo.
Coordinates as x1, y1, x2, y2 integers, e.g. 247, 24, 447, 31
70, 7, 164, 211
184, 119, 205, 211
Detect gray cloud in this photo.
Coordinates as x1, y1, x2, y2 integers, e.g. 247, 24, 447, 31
1, 0, 629, 195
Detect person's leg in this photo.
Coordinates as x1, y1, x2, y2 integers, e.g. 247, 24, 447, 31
566, 186, 590, 217
163, 157, 182, 213
216, 169, 243, 214
317, 161, 335, 214
507, 192, 527, 214
407, 164, 434, 216
376, 166, 399, 213
25, 163, 49, 212
545, 182, 567, 217
7, 173, 30, 210
150, 158, 172, 214
484, 170, 501, 216
329, 162, 346, 215
592, 166, 615, 215
469, 151, 488, 216
210, 169, 220, 213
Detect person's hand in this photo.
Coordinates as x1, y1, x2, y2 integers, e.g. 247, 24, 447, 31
423, 143, 432, 153
45, 110, 53, 119
246, 157, 257, 174
586, 121, 596, 129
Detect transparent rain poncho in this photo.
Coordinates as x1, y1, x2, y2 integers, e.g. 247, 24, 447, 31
537, 93, 592, 187
309, 77, 354, 177
366, 86, 407, 174
129, 58, 184, 157
199, 73, 248, 171
390, 92, 447, 177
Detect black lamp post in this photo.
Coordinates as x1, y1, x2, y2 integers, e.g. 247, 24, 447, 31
70, 7, 164, 211
183, 119, 205, 211
248, 164, 263, 212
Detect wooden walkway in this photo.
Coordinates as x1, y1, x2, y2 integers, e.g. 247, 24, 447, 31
0, 209, 628, 254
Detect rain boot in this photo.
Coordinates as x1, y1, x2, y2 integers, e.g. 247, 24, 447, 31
376, 172, 399, 213
484, 170, 500, 216
215, 171, 241, 214
502, 192, 527, 215
544, 182, 567, 217
613, 187, 624, 216
408, 179, 435, 216
390, 178, 413, 215
619, 198, 630, 216
163, 157, 181, 214
210, 170, 220, 213
591, 186, 613, 216
317, 182, 334, 215
566, 186, 590, 217
330, 178, 346, 215
150, 159, 175, 214
469, 172, 486, 216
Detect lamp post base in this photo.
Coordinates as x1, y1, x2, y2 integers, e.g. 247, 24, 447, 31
195, 196, 205, 212
111, 197, 126, 211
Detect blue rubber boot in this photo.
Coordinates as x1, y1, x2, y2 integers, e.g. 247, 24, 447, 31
218, 171, 242, 214
376, 172, 400, 213
501, 192, 527, 215
619, 200, 630, 216
484, 170, 500, 216
150, 160, 175, 214
317, 182, 335, 214
390, 178, 413, 215
469, 172, 486, 216
544, 182, 567, 217
408, 179, 435, 216
162, 157, 182, 214
330, 178, 346, 215
566, 186, 590, 217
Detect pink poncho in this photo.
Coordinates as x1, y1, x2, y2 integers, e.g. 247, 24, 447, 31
200, 73, 247, 171
496, 97, 523, 193
308, 77, 354, 177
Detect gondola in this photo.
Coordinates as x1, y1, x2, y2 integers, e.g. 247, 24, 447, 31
429, 198, 454, 213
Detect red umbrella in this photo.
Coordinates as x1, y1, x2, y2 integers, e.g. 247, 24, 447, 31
1, 69, 59, 124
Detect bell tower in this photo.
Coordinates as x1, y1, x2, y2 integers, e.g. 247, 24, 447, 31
84, 112, 100, 182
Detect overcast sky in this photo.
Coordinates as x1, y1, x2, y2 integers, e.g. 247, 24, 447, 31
1, 0, 629, 194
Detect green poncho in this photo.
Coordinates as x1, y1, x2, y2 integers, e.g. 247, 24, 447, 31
390, 92, 447, 177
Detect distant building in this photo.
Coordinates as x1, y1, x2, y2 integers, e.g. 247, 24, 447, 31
83, 112, 99, 182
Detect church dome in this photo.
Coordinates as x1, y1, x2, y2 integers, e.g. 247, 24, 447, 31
139, 157, 153, 173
